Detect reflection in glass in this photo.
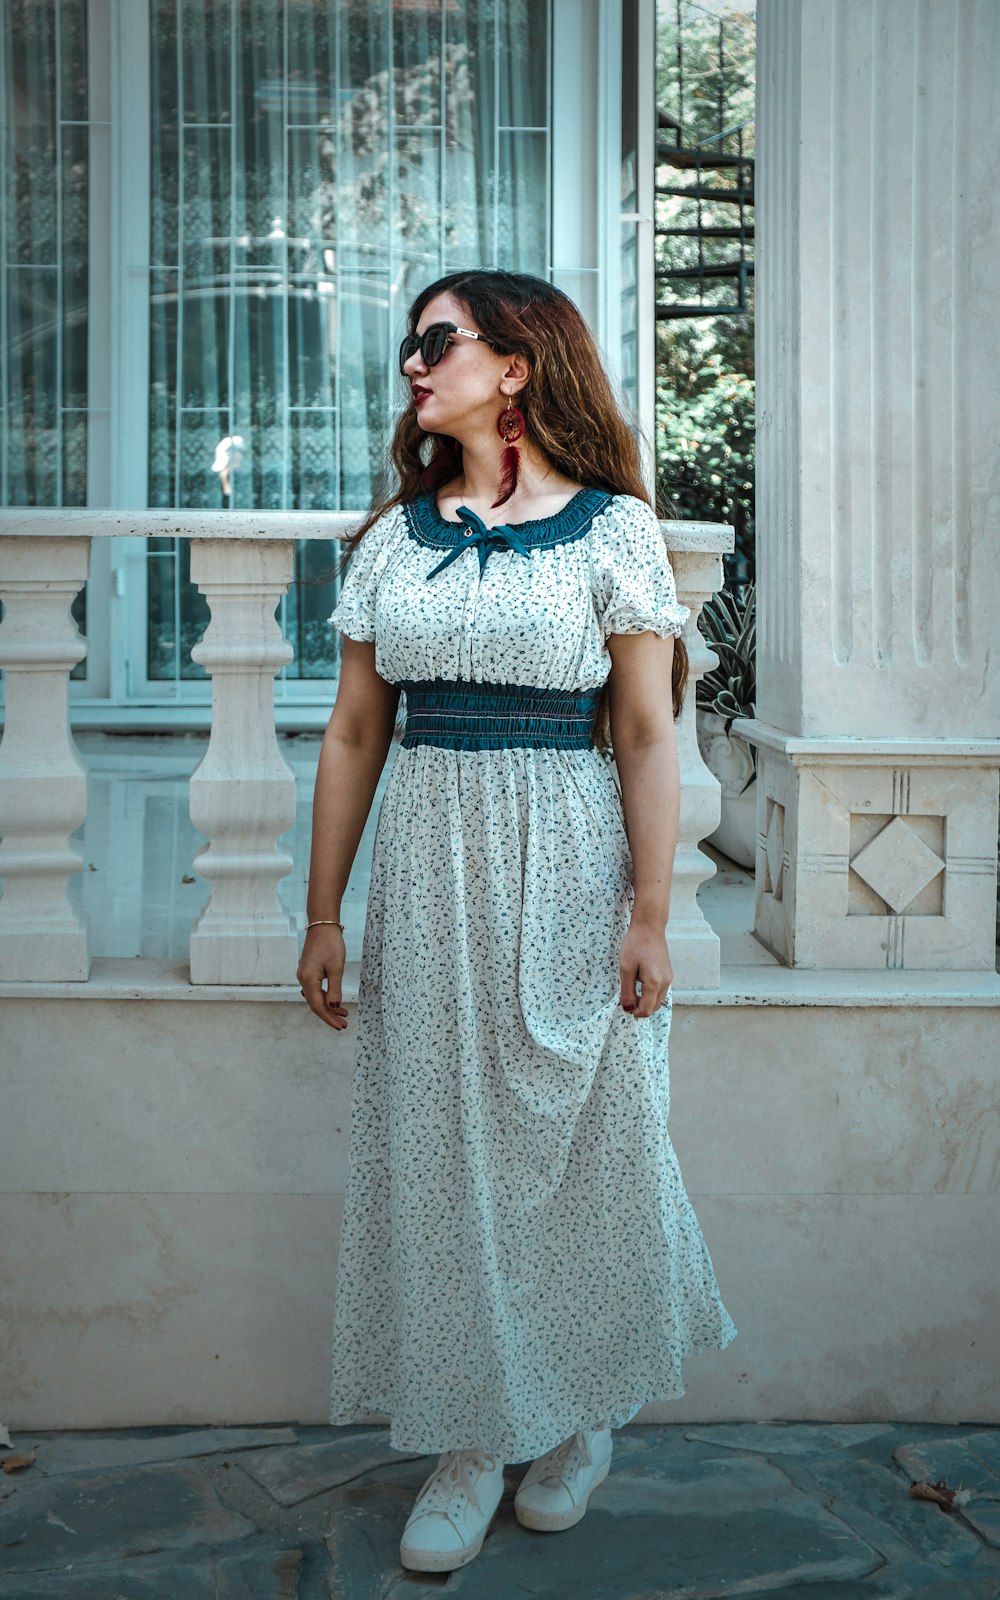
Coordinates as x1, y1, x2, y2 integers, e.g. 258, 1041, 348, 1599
1, 0, 89, 511
147, 0, 551, 683
0, 0, 89, 674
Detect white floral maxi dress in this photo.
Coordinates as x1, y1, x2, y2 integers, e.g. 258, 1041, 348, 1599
325, 489, 737, 1464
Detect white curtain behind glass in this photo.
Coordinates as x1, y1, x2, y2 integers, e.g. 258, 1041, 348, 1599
145, 0, 548, 681
0, 0, 89, 509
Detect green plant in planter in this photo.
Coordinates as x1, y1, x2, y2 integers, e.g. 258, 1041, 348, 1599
696, 583, 757, 795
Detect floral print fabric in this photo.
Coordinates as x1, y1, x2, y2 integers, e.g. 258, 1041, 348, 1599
325, 492, 737, 1463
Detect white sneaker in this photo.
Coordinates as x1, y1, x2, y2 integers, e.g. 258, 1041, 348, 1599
399, 1447, 507, 1572
514, 1427, 613, 1531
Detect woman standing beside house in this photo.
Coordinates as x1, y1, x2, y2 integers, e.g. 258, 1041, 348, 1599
298, 269, 737, 1573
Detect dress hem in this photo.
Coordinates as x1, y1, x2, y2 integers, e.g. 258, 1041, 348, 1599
329, 1320, 739, 1463
331, 1383, 685, 1463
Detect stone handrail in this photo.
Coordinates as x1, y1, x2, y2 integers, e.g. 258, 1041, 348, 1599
0, 510, 734, 988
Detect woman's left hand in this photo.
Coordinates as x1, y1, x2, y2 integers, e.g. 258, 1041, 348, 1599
619, 919, 673, 1017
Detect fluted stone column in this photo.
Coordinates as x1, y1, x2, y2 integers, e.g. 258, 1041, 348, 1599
735, 0, 1000, 969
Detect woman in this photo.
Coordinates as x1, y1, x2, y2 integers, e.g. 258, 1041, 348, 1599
298, 269, 737, 1574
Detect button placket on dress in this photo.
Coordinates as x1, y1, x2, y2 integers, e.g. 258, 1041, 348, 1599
458, 546, 481, 682
429, 509, 530, 682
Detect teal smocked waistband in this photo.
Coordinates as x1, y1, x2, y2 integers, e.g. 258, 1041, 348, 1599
398, 678, 601, 751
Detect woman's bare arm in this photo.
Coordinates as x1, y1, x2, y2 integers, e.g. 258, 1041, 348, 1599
605, 630, 679, 1018
298, 636, 401, 1028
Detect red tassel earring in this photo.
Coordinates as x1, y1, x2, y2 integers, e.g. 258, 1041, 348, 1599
492, 395, 525, 508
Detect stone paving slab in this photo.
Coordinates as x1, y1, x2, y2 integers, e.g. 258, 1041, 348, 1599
3, 1423, 1000, 1599
964, 1507, 1000, 1550
0, 1459, 255, 1577
325, 1450, 883, 1599
896, 1583, 1000, 1600
0, 1543, 305, 1599
9, 1425, 299, 1477
802, 1455, 983, 1565
748, 1578, 1000, 1600
895, 1434, 1000, 1500
239, 1430, 424, 1506
683, 1423, 897, 1457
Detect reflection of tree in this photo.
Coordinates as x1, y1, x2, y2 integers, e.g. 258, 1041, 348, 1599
299, 40, 481, 270
5, 0, 90, 508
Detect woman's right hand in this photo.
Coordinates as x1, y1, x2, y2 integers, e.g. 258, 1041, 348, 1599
297, 926, 349, 1030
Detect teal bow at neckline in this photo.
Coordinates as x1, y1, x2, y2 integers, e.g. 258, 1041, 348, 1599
425, 505, 532, 580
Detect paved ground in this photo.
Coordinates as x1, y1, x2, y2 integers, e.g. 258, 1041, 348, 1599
2, 1421, 999, 1598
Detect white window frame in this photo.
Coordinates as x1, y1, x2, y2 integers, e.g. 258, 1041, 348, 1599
63, 0, 637, 724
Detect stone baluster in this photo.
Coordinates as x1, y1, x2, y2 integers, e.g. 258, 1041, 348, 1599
0, 536, 91, 980
662, 529, 733, 989
188, 540, 298, 985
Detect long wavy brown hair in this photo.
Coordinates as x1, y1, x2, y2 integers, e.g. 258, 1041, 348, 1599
329, 269, 688, 746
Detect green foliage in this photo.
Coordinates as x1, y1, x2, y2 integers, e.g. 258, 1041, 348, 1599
655, 317, 755, 588
654, 4, 757, 588
657, 1, 756, 152
695, 582, 757, 790
696, 583, 755, 719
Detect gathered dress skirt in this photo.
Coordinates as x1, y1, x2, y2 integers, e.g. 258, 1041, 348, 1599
325, 491, 738, 1462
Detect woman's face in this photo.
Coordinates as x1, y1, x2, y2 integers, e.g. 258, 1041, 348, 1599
402, 290, 509, 437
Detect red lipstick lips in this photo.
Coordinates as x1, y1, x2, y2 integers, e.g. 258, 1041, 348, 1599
412, 385, 431, 406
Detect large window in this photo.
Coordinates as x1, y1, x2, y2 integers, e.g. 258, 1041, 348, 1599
145, 0, 551, 684
1, 0, 624, 713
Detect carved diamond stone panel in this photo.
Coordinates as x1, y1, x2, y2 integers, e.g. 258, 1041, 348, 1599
752, 747, 997, 969
850, 815, 945, 913
764, 798, 785, 900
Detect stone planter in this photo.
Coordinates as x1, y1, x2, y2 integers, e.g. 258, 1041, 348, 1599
696, 708, 757, 872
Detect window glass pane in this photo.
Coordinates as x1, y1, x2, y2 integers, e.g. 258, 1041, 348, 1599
146, 536, 210, 681
61, 406, 87, 507
147, 0, 551, 685
290, 406, 337, 510
150, 0, 180, 265
497, 132, 546, 272
499, 1, 547, 129
179, 0, 231, 125
235, 1, 284, 257
61, 120, 89, 410
1, 0, 89, 513
182, 124, 233, 284
620, 0, 639, 418
149, 267, 179, 506
6, 267, 59, 503
444, 0, 494, 268
177, 406, 230, 508
394, 128, 443, 285
59, 0, 87, 122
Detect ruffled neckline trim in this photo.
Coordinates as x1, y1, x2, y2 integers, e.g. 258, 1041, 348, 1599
403, 487, 614, 550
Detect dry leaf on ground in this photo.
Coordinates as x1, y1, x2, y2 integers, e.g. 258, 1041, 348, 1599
910, 1478, 972, 1510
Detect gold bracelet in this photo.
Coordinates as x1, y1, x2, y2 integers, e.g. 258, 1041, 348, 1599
306, 919, 344, 931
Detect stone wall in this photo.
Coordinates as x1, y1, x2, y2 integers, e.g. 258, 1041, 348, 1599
2, 983, 996, 1428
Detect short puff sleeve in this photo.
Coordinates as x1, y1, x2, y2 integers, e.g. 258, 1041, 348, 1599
590, 496, 691, 642
326, 506, 404, 642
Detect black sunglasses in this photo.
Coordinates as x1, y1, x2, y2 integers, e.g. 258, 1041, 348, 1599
398, 321, 502, 375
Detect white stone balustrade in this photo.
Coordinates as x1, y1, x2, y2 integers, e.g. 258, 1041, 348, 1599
0, 534, 92, 981
0, 510, 732, 989
667, 529, 737, 990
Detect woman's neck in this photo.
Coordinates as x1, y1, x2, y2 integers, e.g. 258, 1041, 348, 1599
437, 437, 581, 525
